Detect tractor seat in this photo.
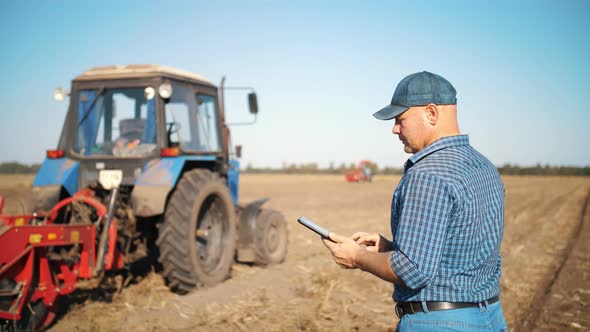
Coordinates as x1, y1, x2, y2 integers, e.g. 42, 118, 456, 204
119, 118, 145, 141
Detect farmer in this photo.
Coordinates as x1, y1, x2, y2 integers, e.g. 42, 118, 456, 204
361, 162, 372, 182
322, 71, 508, 331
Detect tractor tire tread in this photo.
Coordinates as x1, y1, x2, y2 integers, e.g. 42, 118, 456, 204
157, 169, 236, 293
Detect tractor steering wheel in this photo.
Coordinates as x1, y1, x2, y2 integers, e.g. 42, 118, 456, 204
166, 122, 181, 147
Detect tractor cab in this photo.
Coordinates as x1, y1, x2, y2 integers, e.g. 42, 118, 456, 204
70, 75, 222, 159
31, 65, 255, 213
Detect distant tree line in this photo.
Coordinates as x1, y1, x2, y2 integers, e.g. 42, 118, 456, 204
244, 162, 589, 176
0, 162, 588, 176
246, 162, 382, 175
496, 163, 590, 176
0, 162, 41, 174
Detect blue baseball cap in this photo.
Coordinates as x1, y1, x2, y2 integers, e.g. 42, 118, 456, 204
373, 71, 457, 120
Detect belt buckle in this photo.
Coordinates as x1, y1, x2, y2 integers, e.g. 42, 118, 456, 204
395, 304, 404, 319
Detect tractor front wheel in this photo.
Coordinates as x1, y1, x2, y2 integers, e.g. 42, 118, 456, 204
157, 169, 236, 293
254, 209, 288, 265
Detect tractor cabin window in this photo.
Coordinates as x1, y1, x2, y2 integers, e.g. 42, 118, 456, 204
74, 88, 157, 157
164, 84, 221, 153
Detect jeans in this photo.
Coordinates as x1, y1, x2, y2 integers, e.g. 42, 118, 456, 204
396, 301, 508, 331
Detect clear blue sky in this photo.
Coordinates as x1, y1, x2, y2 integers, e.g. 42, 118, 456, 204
1, 0, 588, 168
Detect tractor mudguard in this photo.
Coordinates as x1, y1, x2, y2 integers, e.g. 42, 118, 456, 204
131, 155, 222, 217
131, 158, 185, 217
236, 197, 269, 262
29, 186, 61, 212
33, 158, 79, 196
131, 185, 170, 217
31, 158, 79, 211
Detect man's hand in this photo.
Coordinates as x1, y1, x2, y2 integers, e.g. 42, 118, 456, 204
352, 232, 393, 252
321, 232, 363, 269
321, 231, 404, 284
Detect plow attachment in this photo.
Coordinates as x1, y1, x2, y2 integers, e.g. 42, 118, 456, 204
0, 195, 105, 330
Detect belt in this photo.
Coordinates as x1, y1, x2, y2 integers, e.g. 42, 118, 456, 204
395, 296, 499, 319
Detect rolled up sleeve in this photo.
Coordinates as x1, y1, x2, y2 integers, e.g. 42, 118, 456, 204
390, 171, 454, 290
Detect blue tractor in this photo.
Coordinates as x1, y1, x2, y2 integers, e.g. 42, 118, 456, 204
30, 65, 288, 293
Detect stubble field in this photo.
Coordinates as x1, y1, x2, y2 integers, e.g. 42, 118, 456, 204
1, 174, 588, 331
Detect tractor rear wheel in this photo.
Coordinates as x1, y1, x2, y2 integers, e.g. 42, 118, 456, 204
254, 209, 288, 265
157, 169, 236, 293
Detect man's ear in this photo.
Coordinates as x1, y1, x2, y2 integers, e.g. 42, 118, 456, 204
425, 104, 438, 125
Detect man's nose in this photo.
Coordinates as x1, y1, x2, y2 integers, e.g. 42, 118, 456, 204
392, 124, 400, 135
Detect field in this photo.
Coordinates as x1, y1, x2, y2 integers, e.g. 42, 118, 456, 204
1, 174, 589, 331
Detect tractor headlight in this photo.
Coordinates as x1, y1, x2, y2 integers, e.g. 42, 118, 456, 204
53, 87, 68, 102
158, 82, 173, 99
145, 87, 156, 100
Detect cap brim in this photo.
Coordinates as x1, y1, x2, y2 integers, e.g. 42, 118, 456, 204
372, 104, 410, 120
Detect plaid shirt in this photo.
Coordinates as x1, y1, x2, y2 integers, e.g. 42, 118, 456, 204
390, 135, 504, 303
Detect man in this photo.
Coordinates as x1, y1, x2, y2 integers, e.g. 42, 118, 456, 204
322, 71, 508, 331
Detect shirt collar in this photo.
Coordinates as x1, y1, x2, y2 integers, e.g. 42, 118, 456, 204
404, 134, 470, 171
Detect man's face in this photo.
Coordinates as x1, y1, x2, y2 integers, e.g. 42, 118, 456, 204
392, 106, 430, 154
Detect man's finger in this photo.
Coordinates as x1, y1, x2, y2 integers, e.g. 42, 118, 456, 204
351, 232, 369, 240
328, 232, 347, 243
355, 237, 373, 245
356, 234, 378, 244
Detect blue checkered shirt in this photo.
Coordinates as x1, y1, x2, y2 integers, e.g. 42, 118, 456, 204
390, 135, 504, 303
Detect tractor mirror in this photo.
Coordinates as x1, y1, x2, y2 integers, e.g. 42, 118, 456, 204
248, 93, 258, 114
235, 144, 242, 158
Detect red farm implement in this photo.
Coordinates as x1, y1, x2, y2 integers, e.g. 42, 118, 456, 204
0, 194, 119, 330
344, 160, 374, 183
